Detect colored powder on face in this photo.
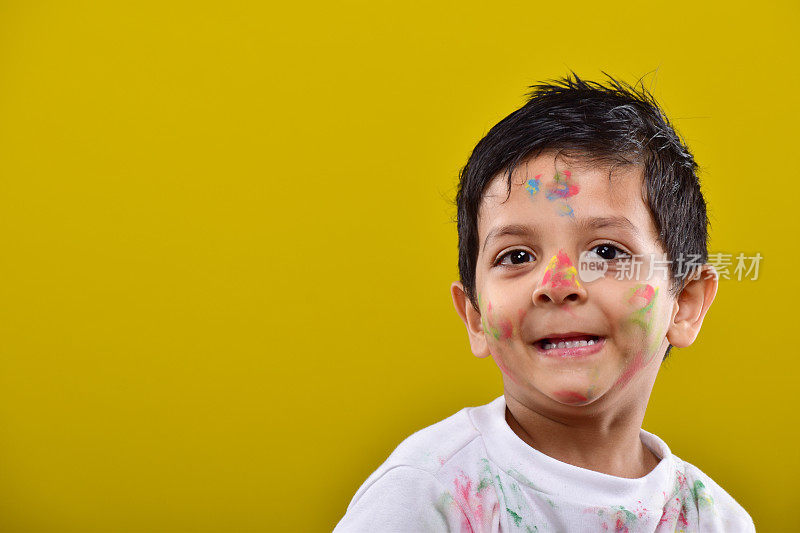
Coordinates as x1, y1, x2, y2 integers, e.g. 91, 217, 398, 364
478, 294, 500, 340
585, 384, 595, 400
614, 348, 645, 389
556, 202, 574, 217
559, 303, 578, 317
525, 175, 541, 197
499, 318, 514, 339
545, 170, 580, 200
627, 284, 658, 333
541, 250, 584, 291
490, 352, 521, 386
626, 283, 668, 368
485, 314, 502, 340
479, 294, 516, 341
478, 296, 523, 385
552, 390, 589, 404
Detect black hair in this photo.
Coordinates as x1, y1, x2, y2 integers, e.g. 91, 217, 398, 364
454, 72, 709, 360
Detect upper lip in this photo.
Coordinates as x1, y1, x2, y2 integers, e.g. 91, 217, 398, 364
533, 331, 603, 344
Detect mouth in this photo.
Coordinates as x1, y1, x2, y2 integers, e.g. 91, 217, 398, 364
533, 332, 605, 357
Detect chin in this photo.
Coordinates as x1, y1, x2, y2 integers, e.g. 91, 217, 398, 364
550, 389, 594, 406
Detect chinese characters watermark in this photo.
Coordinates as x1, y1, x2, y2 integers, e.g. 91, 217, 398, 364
577, 252, 763, 283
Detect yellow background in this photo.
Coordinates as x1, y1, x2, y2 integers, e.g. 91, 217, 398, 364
0, 1, 796, 531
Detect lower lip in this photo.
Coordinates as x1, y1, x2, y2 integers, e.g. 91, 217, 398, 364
536, 337, 605, 358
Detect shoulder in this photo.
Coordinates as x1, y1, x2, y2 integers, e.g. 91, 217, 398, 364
333, 465, 468, 532
334, 401, 495, 532
671, 455, 755, 532
379, 404, 483, 472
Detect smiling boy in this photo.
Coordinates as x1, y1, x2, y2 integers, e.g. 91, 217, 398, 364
334, 74, 754, 532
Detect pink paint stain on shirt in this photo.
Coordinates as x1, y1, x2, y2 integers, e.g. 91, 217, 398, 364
452, 470, 496, 533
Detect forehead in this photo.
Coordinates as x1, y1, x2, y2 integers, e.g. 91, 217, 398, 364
478, 152, 660, 246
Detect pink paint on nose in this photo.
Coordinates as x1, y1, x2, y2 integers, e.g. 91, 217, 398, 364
553, 249, 573, 269
542, 250, 583, 291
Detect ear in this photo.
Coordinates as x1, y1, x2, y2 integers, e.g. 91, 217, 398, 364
450, 281, 491, 358
666, 264, 719, 348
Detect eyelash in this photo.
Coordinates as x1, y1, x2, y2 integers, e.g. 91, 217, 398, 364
493, 242, 631, 267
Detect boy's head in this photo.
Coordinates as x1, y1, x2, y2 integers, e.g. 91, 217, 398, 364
450, 73, 718, 409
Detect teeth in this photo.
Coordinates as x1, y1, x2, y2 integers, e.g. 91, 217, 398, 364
542, 338, 600, 350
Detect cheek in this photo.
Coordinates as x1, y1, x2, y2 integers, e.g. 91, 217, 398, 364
624, 283, 660, 336
478, 295, 519, 342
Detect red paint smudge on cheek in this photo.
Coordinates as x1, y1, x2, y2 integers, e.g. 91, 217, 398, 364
500, 318, 514, 340
629, 284, 655, 304
614, 349, 646, 389
490, 352, 521, 386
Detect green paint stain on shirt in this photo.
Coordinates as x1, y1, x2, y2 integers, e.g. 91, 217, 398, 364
615, 506, 637, 522
691, 479, 714, 508
476, 476, 492, 492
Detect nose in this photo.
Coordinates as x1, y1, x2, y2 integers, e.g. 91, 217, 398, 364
532, 251, 588, 306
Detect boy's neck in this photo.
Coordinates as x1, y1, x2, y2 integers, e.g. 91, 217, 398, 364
503, 392, 661, 479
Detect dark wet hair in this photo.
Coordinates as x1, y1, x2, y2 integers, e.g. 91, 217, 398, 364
454, 72, 709, 360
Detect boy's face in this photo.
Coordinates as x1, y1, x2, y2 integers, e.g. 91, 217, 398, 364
457, 153, 693, 409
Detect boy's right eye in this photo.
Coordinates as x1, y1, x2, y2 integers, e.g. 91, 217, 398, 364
496, 249, 534, 266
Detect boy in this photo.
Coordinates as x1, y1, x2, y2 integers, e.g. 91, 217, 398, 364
334, 74, 755, 532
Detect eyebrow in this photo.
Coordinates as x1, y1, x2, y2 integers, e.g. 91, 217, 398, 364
482, 216, 640, 253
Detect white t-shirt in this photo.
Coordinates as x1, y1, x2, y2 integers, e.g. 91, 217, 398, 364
334, 396, 754, 532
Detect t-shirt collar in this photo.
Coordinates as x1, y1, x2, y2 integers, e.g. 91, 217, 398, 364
469, 395, 676, 508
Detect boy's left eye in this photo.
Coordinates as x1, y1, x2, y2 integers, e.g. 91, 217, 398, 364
591, 243, 630, 261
